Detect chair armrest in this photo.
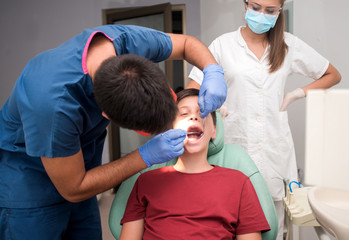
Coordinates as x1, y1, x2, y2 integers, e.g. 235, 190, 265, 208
109, 172, 140, 239
249, 171, 278, 240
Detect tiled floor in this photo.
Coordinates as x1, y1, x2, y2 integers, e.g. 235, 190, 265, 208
98, 190, 117, 240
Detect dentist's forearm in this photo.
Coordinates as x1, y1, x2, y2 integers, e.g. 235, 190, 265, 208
167, 33, 217, 70
42, 149, 147, 202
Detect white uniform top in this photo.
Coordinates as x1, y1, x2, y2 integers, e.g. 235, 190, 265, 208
189, 27, 329, 200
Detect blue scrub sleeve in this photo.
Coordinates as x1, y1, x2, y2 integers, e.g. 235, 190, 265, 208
108, 25, 173, 62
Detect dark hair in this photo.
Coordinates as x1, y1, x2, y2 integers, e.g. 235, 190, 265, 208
267, 0, 288, 73
176, 88, 216, 125
93, 54, 178, 134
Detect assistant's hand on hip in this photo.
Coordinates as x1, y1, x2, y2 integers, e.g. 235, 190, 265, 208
280, 88, 305, 111
138, 129, 187, 167
199, 64, 227, 118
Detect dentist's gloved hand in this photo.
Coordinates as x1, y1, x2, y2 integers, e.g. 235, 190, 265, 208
280, 88, 305, 111
139, 129, 187, 167
199, 64, 227, 118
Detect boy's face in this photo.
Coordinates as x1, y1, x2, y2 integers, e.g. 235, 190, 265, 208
173, 96, 216, 154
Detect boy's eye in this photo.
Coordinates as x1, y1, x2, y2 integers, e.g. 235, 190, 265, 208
180, 112, 188, 116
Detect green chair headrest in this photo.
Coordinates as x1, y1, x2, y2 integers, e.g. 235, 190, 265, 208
208, 111, 224, 156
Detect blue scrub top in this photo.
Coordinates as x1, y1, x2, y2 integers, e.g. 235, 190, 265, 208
0, 25, 172, 208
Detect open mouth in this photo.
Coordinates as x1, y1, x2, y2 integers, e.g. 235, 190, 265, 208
186, 118, 206, 140
187, 126, 204, 139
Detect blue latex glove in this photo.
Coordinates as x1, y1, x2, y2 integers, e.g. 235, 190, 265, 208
199, 64, 227, 118
139, 129, 187, 167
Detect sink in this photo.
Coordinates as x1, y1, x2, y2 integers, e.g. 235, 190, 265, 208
308, 187, 349, 239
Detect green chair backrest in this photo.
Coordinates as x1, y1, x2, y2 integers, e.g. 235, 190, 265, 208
109, 112, 278, 240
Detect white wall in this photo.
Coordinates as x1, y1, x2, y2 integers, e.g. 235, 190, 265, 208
288, 1, 348, 236
200, 0, 244, 46
290, 0, 349, 177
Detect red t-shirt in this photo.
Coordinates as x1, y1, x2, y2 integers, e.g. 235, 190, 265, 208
121, 165, 270, 239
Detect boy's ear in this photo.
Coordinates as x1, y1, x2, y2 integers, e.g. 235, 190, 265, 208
102, 112, 110, 120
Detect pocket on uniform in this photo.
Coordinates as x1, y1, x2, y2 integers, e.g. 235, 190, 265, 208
277, 111, 293, 153
263, 168, 285, 201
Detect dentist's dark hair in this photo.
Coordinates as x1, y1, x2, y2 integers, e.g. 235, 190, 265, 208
93, 54, 178, 134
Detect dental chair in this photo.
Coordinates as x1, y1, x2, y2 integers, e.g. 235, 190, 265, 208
109, 112, 278, 240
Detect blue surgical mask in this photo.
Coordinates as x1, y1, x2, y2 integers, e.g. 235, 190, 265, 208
245, 8, 279, 34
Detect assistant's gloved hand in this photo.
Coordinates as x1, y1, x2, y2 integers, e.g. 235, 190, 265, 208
139, 129, 187, 167
199, 64, 227, 118
280, 88, 305, 111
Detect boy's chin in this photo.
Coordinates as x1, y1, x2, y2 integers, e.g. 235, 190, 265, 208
183, 145, 208, 155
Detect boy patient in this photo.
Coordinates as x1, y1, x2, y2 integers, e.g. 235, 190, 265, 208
119, 88, 270, 240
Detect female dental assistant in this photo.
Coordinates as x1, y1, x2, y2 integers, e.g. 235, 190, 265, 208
188, 0, 341, 239
0, 24, 227, 240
